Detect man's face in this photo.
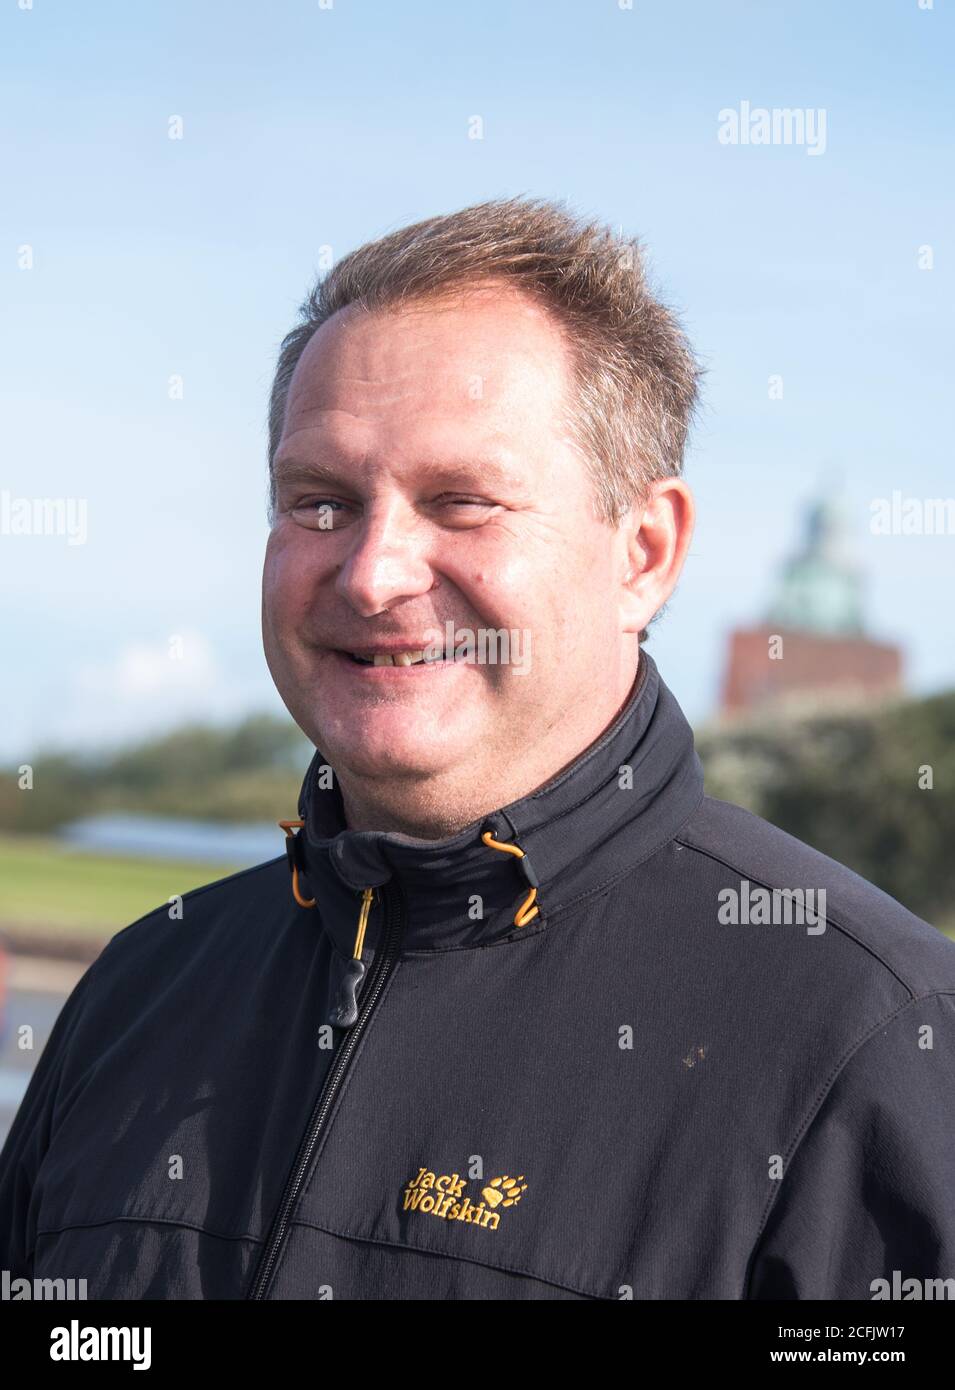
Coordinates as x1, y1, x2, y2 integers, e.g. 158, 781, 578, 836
262, 283, 643, 801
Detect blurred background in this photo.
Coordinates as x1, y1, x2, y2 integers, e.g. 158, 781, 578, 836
1, 0, 953, 1137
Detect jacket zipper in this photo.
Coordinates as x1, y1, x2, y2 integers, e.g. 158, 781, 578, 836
245, 880, 405, 1300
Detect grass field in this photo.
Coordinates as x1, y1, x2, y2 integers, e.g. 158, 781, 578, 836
0, 834, 243, 946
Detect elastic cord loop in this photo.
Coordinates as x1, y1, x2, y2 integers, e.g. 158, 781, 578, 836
480, 831, 540, 926
278, 819, 317, 909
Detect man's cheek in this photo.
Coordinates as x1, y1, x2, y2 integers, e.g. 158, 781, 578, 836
265, 555, 309, 635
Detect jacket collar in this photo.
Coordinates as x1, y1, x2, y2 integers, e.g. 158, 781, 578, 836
293, 650, 704, 956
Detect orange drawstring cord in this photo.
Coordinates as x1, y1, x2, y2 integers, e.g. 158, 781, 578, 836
353, 887, 374, 959
278, 820, 316, 908
480, 831, 540, 926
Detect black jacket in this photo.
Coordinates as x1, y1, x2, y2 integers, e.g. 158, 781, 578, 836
2, 652, 954, 1300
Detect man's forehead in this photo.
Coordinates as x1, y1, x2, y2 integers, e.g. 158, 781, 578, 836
287, 289, 572, 412
274, 411, 527, 487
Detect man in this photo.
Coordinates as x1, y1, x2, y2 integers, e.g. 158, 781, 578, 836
2, 197, 953, 1301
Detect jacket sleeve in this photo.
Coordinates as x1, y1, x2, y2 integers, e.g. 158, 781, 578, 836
747, 991, 955, 1299
0, 959, 100, 1277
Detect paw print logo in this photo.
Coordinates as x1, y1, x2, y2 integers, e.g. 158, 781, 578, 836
481, 1175, 527, 1209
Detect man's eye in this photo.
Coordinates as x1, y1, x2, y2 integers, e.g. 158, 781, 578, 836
429, 496, 500, 527
290, 499, 350, 530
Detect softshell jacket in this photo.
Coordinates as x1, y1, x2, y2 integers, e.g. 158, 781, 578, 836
2, 652, 954, 1301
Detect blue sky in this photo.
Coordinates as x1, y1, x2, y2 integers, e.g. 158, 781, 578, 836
2, 0, 952, 758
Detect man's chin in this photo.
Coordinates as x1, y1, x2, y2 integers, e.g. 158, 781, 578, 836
310, 714, 468, 780
326, 737, 457, 782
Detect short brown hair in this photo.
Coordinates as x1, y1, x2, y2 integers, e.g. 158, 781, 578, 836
267, 196, 702, 633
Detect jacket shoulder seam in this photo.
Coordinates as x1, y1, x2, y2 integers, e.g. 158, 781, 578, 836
741, 988, 955, 1298
672, 832, 921, 997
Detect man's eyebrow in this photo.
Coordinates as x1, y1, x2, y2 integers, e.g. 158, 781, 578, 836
272, 457, 351, 486
271, 454, 529, 491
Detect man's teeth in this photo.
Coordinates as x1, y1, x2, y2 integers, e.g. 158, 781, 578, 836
349, 649, 442, 666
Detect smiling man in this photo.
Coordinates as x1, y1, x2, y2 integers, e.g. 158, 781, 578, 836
261, 274, 690, 837
2, 197, 954, 1302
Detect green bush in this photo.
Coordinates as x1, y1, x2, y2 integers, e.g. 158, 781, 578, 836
0, 715, 313, 833
697, 690, 955, 929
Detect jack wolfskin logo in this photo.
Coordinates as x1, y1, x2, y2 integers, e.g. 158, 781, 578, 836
402, 1167, 528, 1232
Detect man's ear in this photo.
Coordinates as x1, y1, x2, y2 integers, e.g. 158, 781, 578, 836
618, 478, 695, 637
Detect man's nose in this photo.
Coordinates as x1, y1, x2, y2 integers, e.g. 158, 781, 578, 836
334, 500, 436, 617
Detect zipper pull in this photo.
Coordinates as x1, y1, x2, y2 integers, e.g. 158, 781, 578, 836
327, 888, 374, 1029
